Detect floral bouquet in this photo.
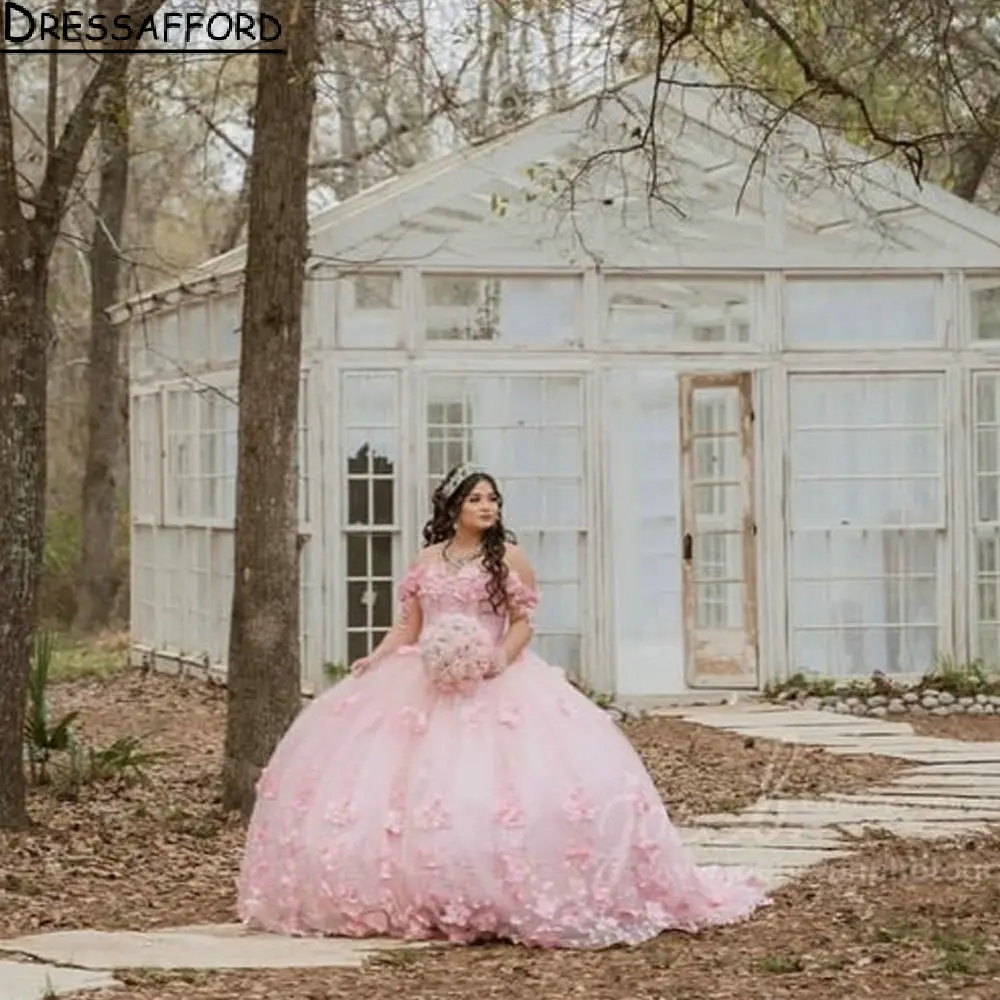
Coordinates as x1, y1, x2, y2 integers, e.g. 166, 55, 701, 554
419, 613, 495, 695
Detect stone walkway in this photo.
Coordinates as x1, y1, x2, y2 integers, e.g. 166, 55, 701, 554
671, 704, 1000, 890
4, 704, 1000, 999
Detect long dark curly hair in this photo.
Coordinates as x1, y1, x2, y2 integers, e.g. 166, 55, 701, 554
422, 465, 516, 613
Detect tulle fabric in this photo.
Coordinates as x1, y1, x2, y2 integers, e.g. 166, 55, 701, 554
236, 562, 769, 949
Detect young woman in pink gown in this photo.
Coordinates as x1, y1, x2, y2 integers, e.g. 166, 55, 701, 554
237, 464, 770, 949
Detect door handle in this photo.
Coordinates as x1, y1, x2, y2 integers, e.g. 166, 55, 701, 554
682, 533, 693, 561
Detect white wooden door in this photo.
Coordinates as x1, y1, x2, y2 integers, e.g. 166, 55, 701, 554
679, 373, 759, 688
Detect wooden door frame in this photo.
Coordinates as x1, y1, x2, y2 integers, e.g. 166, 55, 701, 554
679, 371, 759, 689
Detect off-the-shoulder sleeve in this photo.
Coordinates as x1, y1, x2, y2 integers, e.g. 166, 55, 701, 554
396, 565, 423, 619
505, 570, 539, 627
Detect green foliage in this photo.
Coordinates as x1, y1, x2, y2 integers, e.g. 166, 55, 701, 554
625, 0, 988, 193
924, 656, 993, 698
24, 629, 165, 794
932, 928, 987, 976
59, 737, 170, 800
48, 632, 130, 683
766, 657, 1000, 702
42, 507, 82, 579
757, 954, 806, 974
323, 661, 350, 684
39, 507, 82, 626
40, 499, 131, 628
763, 671, 837, 699
567, 675, 615, 709
24, 631, 80, 785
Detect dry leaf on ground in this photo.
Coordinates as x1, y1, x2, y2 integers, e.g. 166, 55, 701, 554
2, 670, 907, 942
67, 832, 1000, 1000
907, 714, 1000, 742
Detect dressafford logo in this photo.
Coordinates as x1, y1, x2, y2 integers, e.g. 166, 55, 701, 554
2, 3, 284, 52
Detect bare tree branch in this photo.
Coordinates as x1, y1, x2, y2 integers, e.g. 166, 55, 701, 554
33, 0, 169, 258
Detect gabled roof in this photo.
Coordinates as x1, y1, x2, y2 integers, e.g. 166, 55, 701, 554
111, 69, 1000, 320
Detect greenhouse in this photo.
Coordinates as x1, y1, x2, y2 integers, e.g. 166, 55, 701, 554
112, 76, 1000, 700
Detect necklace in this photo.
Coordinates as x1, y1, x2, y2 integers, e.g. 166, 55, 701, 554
443, 539, 483, 568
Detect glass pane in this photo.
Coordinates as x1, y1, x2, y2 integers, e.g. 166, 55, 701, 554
347, 534, 367, 576
789, 527, 939, 675
498, 277, 581, 347
543, 482, 582, 528
347, 631, 369, 663
210, 294, 241, 363
371, 533, 393, 577
372, 479, 394, 526
605, 277, 757, 345
339, 274, 400, 348
425, 276, 499, 340
695, 581, 743, 629
789, 375, 944, 528
372, 580, 393, 628
347, 581, 370, 628
971, 280, 1000, 341
342, 373, 396, 427
347, 479, 370, 525
975, 376, 1000, 525
355, 274, 399, 309
424, 275, 582, 346
785, 278, 938, 345
543, 377, 582, 425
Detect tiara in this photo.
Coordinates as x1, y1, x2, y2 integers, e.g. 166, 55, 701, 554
441, 463, 487, 500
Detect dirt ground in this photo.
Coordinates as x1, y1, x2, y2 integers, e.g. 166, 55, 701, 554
908, 713, 1000, 742
76, 831, 1000, 999
7, 669, 997, 999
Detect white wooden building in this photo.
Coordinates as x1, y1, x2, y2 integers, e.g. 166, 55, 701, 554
113, 75, 1000, 700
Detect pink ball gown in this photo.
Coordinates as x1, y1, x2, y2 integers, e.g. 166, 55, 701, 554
237, 559, 770, 948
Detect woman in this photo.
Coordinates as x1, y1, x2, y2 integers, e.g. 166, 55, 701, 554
237, 464, 769, 949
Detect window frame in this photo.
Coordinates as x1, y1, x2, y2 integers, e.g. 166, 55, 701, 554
416, 366, 592, 674
417, 269, 586, 351
963, 272, 1000, 347
599, 270, 766, 354
781, 273, 946, 351
784, 369, 951, 680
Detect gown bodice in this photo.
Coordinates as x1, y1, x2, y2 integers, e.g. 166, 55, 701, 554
397, 560, 539, 645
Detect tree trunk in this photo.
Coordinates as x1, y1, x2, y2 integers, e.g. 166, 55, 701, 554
0, 32, 47, 828
951, 93, 1000, 204
75, 0, 130, 632
222, 0, 318, 817
0, 276, 47, 832
0, 0, 167, 830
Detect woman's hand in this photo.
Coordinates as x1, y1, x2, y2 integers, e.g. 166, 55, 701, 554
485, 648, 508, 679
350, 655, 376, 677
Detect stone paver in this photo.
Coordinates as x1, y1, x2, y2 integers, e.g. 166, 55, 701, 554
685, 844, 850, 870
823, 790, 1000, 811
837, 820, 990, 839
906, 761, 1000, 776
676, 706, 1000, 855
697, 800, 1000, 830
0, 961, 119, 1000
679, 824, 845, 850
0, 926, 423, 973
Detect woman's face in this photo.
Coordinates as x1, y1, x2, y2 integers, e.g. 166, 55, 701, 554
456, 477, 499, 536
